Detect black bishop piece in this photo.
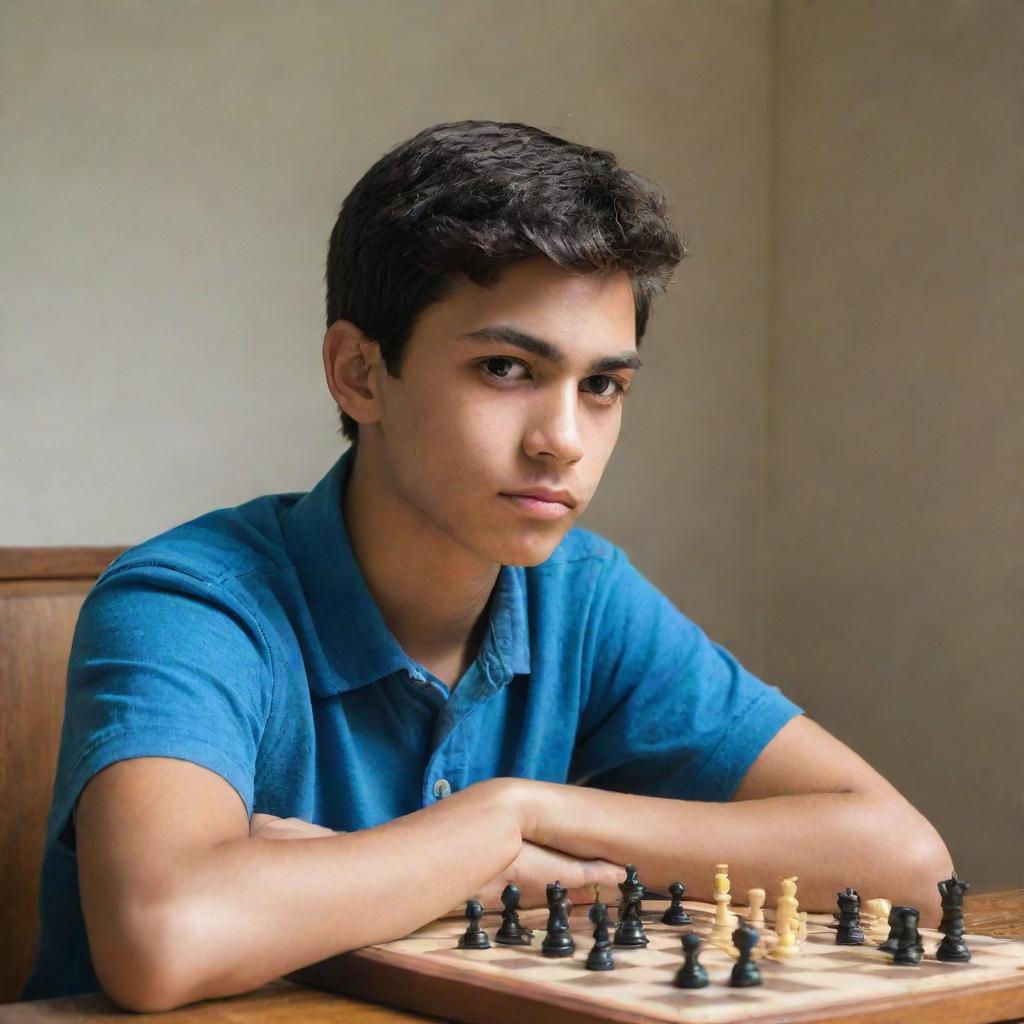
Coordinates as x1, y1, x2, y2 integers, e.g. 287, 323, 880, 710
494, 883, 533, 946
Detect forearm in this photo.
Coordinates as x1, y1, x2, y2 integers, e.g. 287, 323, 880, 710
514, 782, 952, 925
150, 781, 522, 1009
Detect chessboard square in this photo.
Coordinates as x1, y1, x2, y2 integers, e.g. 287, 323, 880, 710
485, 956, 562, 971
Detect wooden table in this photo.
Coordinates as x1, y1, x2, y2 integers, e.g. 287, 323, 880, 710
1, 890, 1020, 1023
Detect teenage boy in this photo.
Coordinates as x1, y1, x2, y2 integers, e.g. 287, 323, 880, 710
23, 120, 952, 1011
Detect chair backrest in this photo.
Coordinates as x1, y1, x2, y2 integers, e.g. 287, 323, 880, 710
0, 547, 124, 1003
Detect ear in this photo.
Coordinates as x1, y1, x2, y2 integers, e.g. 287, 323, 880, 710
323, 319, 384, 429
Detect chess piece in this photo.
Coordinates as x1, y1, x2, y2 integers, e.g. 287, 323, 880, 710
541, 880, 575, 957
457, 899, 491, 949
673, 931, 709, 989
495, 883, 533, 946
878, 904, 909, 954
730, 923, 762, 987
892, 907, 924, 966
710, 863, 737, 943
746, 888, 766, 925
835, 887, 866, 945
614, 889, 649, 947
797, 911, 808, 942
617, 863, 645, 921
768, 876, 800, 960
863, 898, 892, 942
661, 881, 691, 925
586, 901, 615, 971
935, 873, 972, 962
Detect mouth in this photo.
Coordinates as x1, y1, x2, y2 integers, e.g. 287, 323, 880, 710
500, 493, 573, 520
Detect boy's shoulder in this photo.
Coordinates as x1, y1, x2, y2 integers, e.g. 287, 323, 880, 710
99, 489, 303, 588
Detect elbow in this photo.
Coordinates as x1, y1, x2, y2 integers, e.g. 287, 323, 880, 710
890, 819, 955, 929
92, 903, 203, 1013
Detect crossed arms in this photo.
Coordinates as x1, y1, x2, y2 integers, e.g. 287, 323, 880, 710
76, 714, 952, 1012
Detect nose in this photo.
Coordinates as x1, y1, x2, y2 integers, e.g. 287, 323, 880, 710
522, 381, 584, 464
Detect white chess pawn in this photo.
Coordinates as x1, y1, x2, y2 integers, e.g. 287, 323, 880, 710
746, 888, 766, 925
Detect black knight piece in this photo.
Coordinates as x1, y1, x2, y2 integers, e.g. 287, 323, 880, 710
585, 900, 615, 971
661, 881, 691, 925
673, 931, 709, 989
457, 899, 491, 950
541, 880, 575, 958
835, 887, 866, 945
729, 922, 762, 987
495, 882, 533, 946
892, 906, 924, 966
878, 904, 910, 953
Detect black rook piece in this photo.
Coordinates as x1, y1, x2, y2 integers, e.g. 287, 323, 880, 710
457, 899, 491, 950
585, 901, 615, 971
835, 887, 866, 945
893, 907, 924, 966
661, 881, 691, 925
673, 931, 709, 989
936, 873, 972, 962
542, 880, 576, 958
729, 923, 762, 987
495, 882, 533, 946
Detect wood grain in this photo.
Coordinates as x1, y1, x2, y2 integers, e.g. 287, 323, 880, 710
0, 579, 93, 1003
0, 548, 126, 581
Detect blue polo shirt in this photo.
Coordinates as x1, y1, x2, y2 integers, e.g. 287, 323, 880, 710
23, 446, 801, 999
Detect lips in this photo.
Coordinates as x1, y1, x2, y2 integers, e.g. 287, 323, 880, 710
504, 488, 577, 508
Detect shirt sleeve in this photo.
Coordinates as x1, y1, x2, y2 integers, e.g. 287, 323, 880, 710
569, 545, 802, 802
49, 560, 274, 854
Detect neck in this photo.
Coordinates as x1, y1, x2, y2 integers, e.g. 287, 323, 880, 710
341, 444, 499, 674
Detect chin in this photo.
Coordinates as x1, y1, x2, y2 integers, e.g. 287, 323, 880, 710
486, 529, 570, 568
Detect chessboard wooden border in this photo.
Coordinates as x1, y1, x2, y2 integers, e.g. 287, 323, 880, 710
289, 940, 1024, 1024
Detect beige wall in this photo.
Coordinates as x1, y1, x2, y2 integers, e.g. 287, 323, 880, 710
2, 1, 1019, 888
767, 0, 1023, 889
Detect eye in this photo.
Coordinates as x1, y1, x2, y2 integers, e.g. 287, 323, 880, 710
479, 356, 530, 382
582, 375, 630, 402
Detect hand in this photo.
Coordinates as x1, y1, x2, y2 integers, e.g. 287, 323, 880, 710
466, 840, 624, 913
249, 812, 342, 840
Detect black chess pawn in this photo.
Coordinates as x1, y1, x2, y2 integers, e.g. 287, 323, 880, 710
892, 907, 924, 966
457, 899, 491, 949
585, 901, 615, 971
936, 873, 972, 963
541, 880, 576, 958
495, 883, 533, 946
661, 881, 691, 925
673, 931, 709, 989
878, 904, 909, 953
835, 887, 866, 945
729, 923, 762, 987
614, 891, 649, 947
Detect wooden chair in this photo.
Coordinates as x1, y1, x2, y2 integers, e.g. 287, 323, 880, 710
0, 547, 124, 1003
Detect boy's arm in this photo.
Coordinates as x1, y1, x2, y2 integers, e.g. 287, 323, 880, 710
510, 716, 953, 925
76, 757, 524, 1012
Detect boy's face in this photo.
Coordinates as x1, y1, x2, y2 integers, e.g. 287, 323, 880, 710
356, 255, 639, 568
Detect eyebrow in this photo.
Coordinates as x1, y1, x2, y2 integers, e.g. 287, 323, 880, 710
458, 325, 642, 374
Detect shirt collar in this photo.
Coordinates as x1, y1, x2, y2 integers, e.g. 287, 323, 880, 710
283, 446, 530, 699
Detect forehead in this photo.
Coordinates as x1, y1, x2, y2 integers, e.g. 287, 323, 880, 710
416, 257, 637, 363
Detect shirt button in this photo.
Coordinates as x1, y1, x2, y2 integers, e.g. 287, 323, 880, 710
432, 778, 452, 800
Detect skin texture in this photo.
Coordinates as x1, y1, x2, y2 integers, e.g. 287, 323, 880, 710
76, 255, 953, 1011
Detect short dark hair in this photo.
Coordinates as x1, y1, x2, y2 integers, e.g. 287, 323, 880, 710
325, 119, 686, 444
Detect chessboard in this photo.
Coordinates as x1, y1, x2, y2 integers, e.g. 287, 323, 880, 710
289, 898, 1024, 1024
